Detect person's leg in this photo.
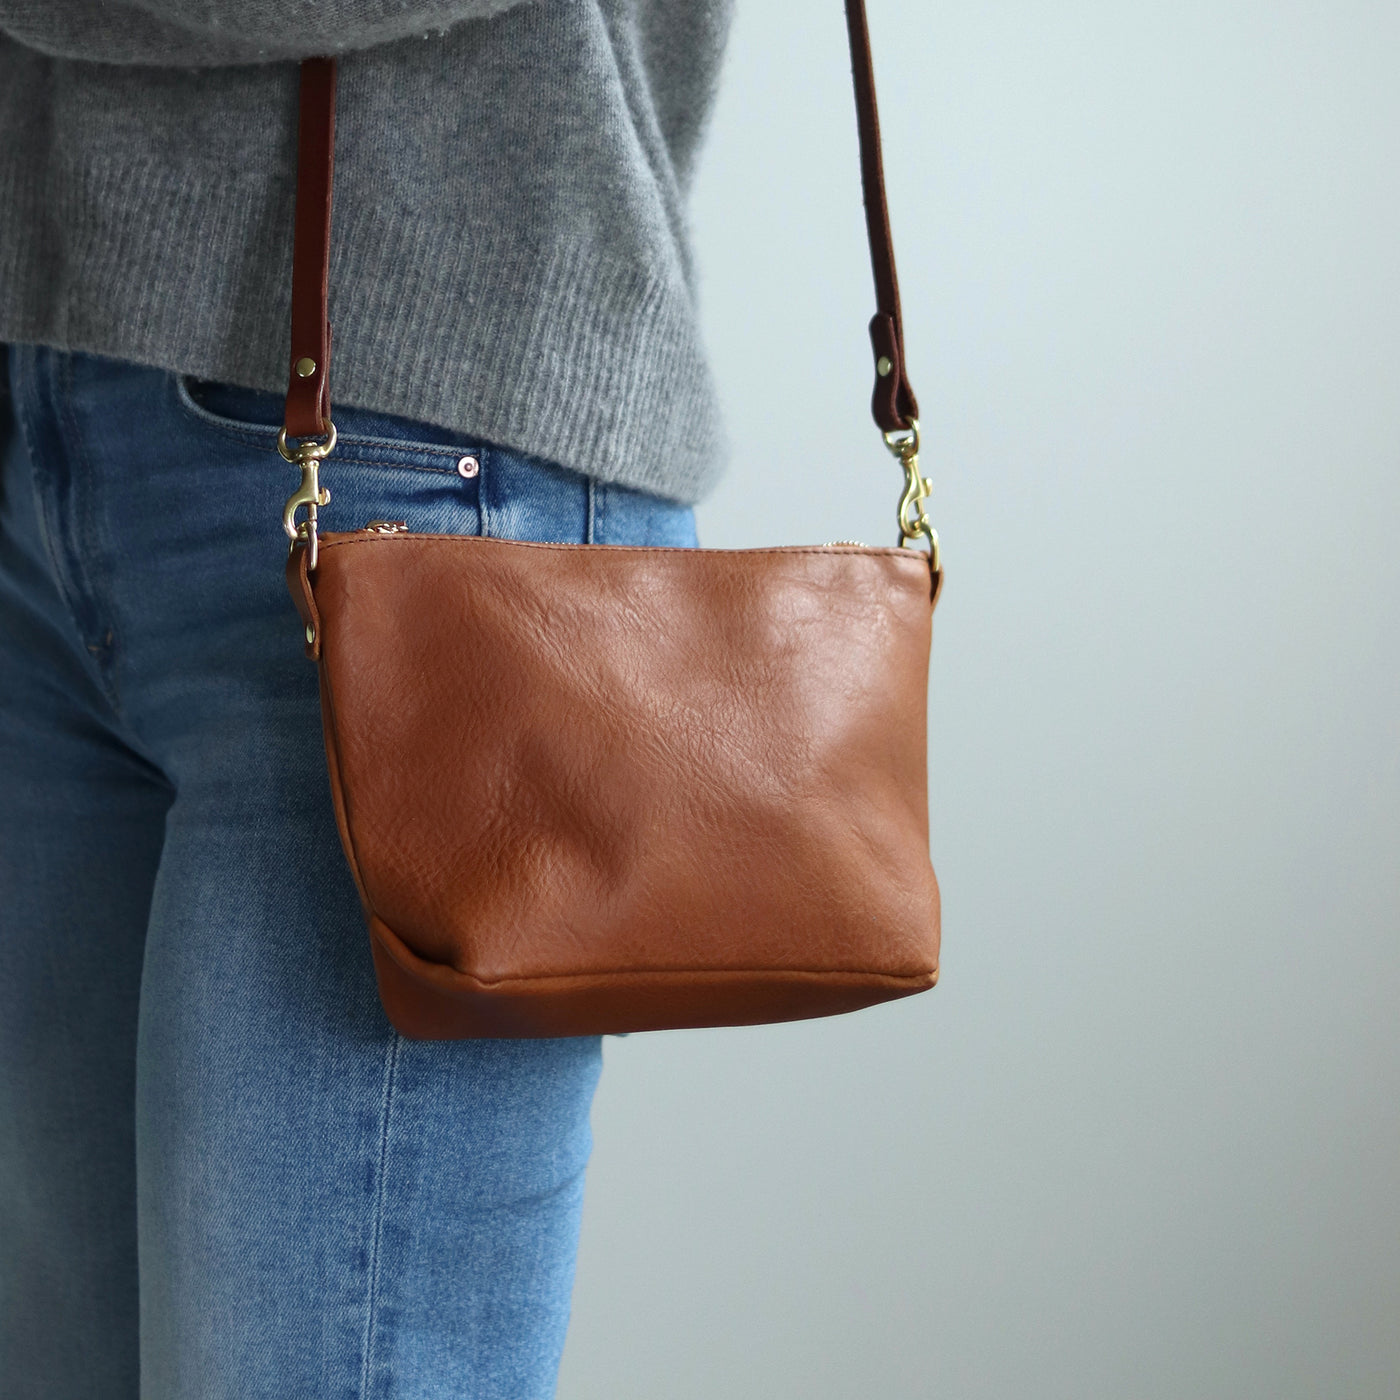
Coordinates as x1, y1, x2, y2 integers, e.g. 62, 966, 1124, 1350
0, 344, 171, 1399
4, 344, 693, 1398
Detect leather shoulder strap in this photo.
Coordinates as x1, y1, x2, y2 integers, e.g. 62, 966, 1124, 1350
283, 1, 919, 440
845, 0, 919, 433
284, 53, 336, 439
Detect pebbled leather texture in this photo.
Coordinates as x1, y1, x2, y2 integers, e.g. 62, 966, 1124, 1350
291, 535, 940, 1038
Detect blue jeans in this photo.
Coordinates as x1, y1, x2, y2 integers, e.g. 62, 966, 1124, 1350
0, 344, 697, 1398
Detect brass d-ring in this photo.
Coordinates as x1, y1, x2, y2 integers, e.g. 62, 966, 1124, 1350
277, 420, 337, 463
881, 416, 920, 461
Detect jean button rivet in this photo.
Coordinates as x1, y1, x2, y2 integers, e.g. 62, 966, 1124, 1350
457, 455, 480, 479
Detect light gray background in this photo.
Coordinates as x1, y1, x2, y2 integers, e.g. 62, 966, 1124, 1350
558, 3, 1400, 1396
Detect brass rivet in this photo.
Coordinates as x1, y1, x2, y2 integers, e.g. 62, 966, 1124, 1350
457, 455, 480, 479
305, 623, 316, 645
294, 356, 317, 378
876, 355, 894, 378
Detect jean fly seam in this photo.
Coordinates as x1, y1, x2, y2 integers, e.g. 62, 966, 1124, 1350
7, 360, 171, 779
8, 349, 64, 597
9, 353, 78, 635
360, 1031, 401, 1400
57, 352, 126, 710
14, 347, 116, 710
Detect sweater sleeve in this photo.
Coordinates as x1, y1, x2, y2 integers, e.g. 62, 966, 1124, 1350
0, 0, 535, 67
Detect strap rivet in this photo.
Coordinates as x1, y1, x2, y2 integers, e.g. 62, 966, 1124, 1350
305, 623, 316, 645
876, 355, 893, 378
294, 356, 317, 378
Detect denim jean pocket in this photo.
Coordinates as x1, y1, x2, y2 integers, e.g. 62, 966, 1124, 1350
173, 372, 491, 538
167, 370, 693, 549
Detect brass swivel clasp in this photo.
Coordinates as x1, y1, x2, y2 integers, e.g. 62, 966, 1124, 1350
883, 417, 942, 606
883, 416, 941, 571
279, 422, 337, 570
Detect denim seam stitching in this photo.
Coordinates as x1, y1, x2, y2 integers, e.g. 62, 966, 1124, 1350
329, 459, 459, 477
360, 1032, 401, 1400
172, 373, 482, 465
190, 424, 467, 477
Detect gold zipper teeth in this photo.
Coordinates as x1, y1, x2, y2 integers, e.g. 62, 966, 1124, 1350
362, 523, 866, 547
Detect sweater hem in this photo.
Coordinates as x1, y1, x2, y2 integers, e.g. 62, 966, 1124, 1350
0, 153, 729, 505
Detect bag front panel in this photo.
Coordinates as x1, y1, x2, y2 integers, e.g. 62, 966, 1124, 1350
312, 534, 940, 1020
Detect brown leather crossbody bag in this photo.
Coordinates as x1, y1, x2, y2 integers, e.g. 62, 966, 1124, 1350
279, 1, 942, 1039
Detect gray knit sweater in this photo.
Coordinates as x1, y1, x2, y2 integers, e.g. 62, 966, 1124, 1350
0, 1, 734, 502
